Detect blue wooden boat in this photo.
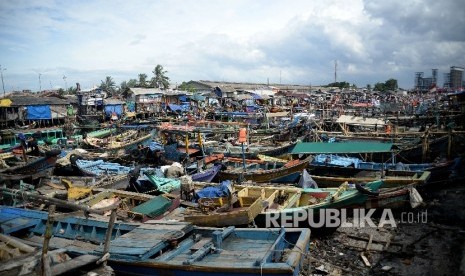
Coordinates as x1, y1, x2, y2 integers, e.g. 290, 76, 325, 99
0, 206, 311, 276
191, 163, 223, 182
73, 159, 133, 177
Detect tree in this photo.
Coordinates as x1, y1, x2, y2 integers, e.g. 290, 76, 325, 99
327, 81, 350, 89
127, 79, 138, 88
138, 74, 148, 88
178, 81, 196, 92
373, 79, 398, 92
385, 78, 398, 91
57, 88, 65, 97
119, 79, 138, 99
374, 82, 385, 92
66, 86, 77, 94
100, 76, 116, 95
151, 65, 170, 89
366, 84, 372, 91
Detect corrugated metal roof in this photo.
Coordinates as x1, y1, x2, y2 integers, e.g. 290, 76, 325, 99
130, 88, 164, 95
336, 115, 387, 126
8, 95, 71, 106
292, 142, 393, 154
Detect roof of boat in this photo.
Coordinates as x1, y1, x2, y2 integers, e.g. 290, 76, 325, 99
292, 142, 394, 154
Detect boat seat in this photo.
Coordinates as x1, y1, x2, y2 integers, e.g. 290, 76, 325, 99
190, 237, 213, 252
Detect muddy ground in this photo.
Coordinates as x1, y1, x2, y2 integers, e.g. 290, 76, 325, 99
301, 181, 465, 275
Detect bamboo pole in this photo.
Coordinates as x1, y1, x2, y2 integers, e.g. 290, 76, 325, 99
41, 204, 55, 276
0, 187, 112, 215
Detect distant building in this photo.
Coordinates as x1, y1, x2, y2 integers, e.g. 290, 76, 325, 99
414, 69, 438, 92
450, 66, 464, 90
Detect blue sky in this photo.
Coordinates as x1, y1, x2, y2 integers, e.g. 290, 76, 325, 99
0, 0, 464, 92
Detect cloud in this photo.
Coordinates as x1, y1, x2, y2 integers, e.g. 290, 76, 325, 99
0, 0, 463, 91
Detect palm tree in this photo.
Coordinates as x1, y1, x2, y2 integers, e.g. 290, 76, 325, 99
100, 76, 116, 95
120, 80, 138, 99
138, 74, 148, 88
151, 65, 170, 89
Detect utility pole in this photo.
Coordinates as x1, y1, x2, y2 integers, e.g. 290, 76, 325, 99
334, 60, 337, 83
39, 73, 42, 92
63, 75, 67, 90
0, 65, 6, 98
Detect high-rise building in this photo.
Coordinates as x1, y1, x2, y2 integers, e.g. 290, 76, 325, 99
450, 66, 464, 90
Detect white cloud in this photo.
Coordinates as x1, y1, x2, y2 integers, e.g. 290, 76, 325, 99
0, 0, 463, 92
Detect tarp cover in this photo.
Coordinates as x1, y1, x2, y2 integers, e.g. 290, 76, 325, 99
104, 104, 123, 117
27, 105, 51, 120
298, 169, 318, 189
195, 180, 232, 200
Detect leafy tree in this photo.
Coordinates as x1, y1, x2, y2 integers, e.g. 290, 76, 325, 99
178, 82, 196, 92
366, 84, 372, 91
385, 78, 398, 91
57, 88, 65, 96
151, 65, 170, 89
138, 74, 148, 88
119, 79, 138, 99
374, 82, 385, 92
327, 81, 350, 89
100, 76, 116, 95
66, 86, 77, 94
373, 79, 398, 92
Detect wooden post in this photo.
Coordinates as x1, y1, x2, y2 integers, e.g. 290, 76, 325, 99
102, 209, 117, 265
422, 130, 429, 162
447, 130, 452, 160
41, 204, 55, 276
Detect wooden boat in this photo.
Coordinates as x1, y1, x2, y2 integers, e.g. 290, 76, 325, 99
0, 206, 311, 276
182, 184, 265, 227
309, 153, 458, 183
73, 159, 132, 177
190, 163, 224, 182
307, 170, 431, 188
0, 239, 109, 276
0, 149, 61, 181
84, 131, 153, 154
363, 185, 414, 209
243, 180, 384, 234
83, 130, 138, 149
218, 156, 312, 183
76, 188, 175, 221
85, 127, 117, 138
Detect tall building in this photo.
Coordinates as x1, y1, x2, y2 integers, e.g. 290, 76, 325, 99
414, 69, 438, 91
450, 66, 464, 90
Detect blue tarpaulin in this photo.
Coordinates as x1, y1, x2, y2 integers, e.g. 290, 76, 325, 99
195, 180, 232, 200
26, 105, 51, 120
104, 105, 123, 117
126, 101, 136, 112
168, 104, 182, 112
168, 103, 190, 112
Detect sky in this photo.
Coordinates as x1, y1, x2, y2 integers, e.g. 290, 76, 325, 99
0, 0, 464, 93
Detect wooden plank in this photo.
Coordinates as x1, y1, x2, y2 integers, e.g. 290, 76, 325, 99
191, 238, 212, 251
0, 234, 35, 253
51, 254, 100, 275
0, 217, 39, 234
